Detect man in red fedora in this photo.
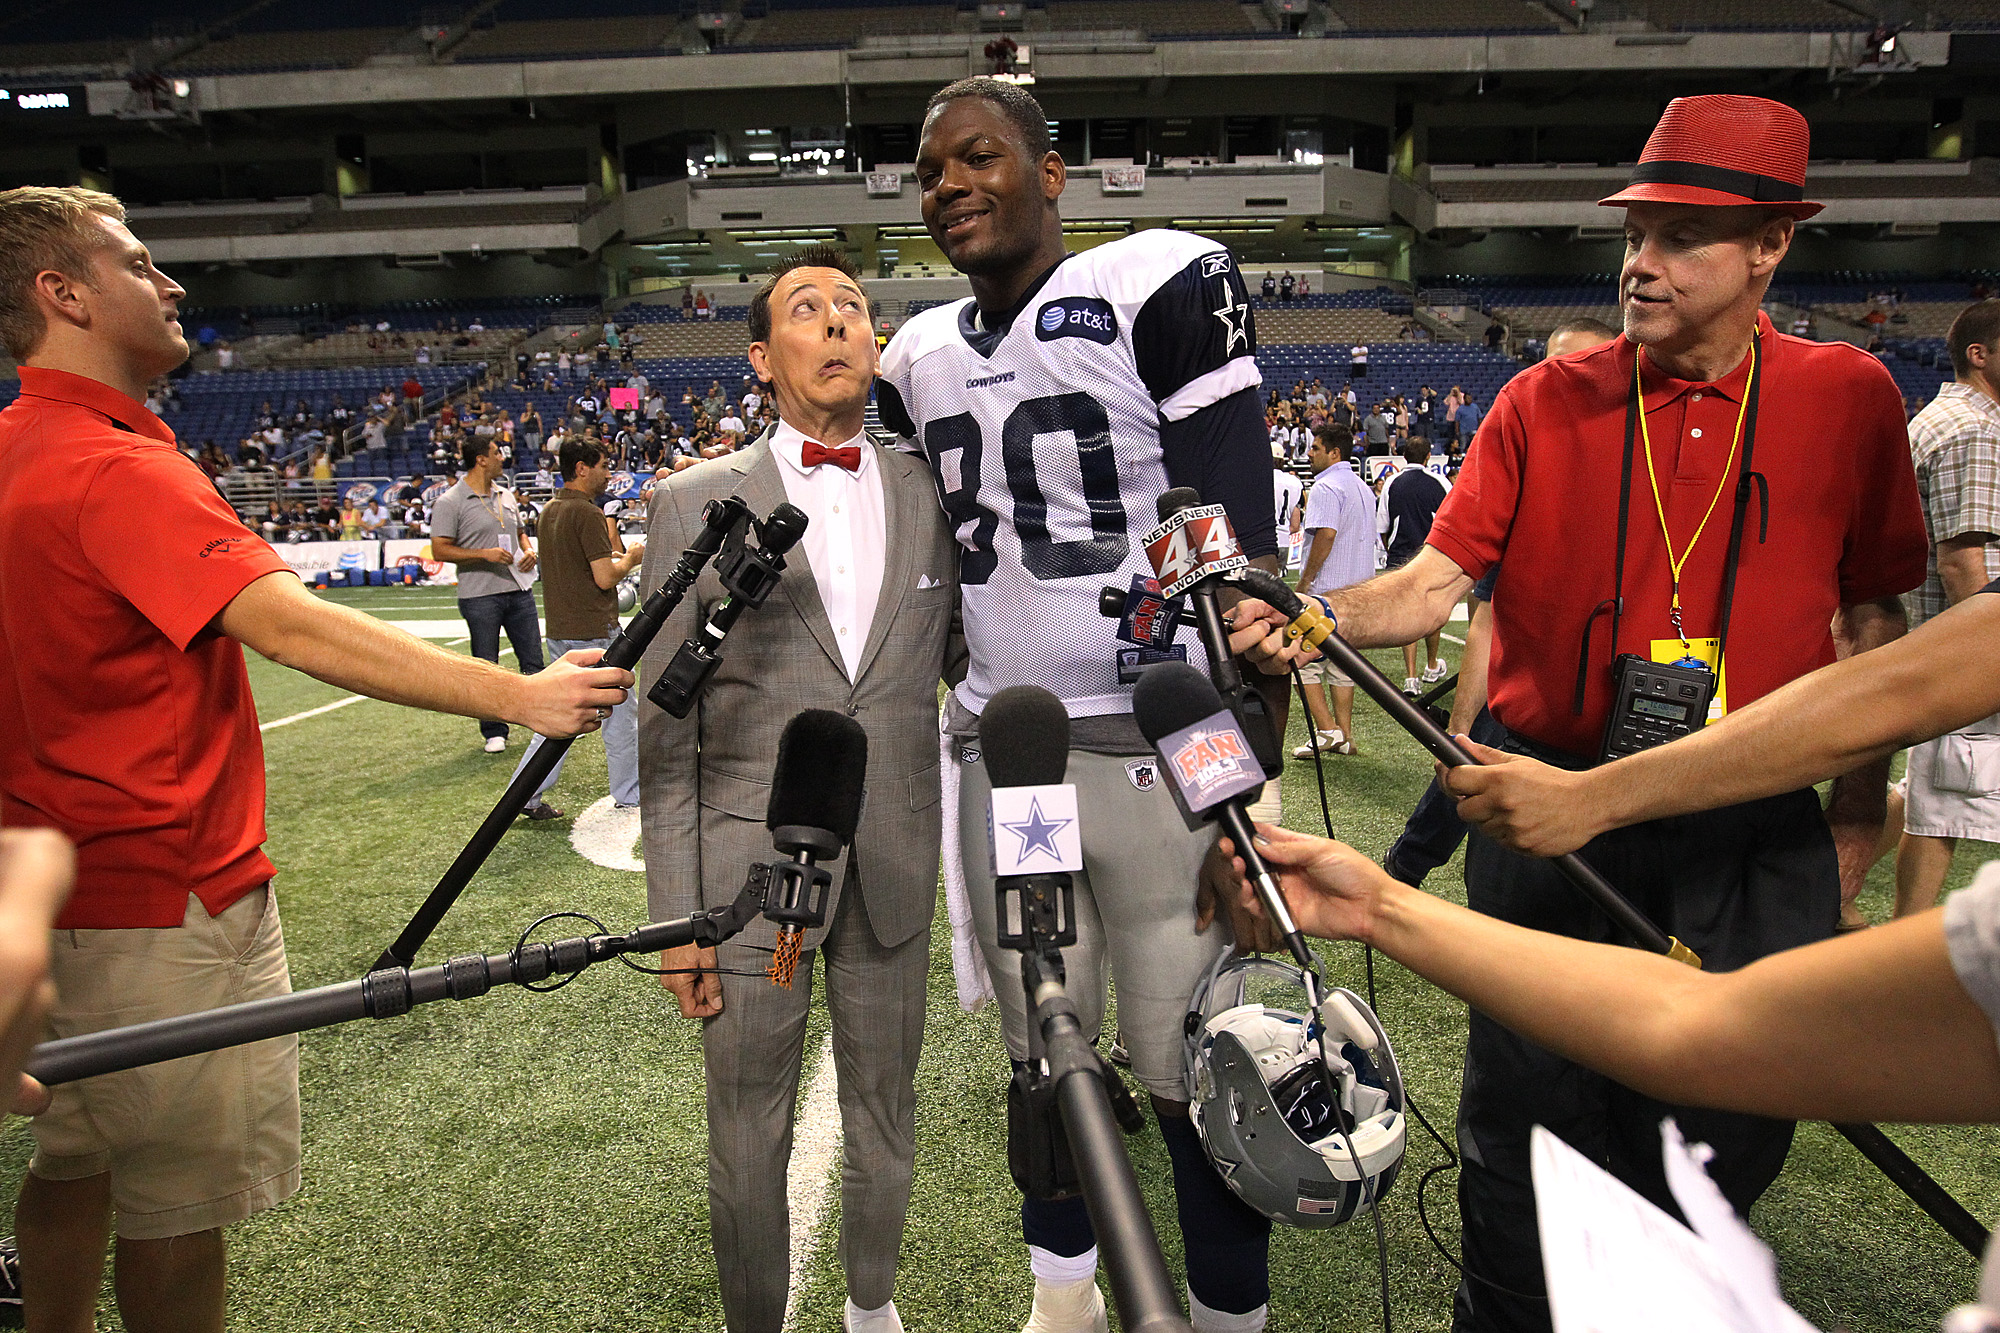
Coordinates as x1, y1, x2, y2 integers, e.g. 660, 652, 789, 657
1224, 95, 1927, 1331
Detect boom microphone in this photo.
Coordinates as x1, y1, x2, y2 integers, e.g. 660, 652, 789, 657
650, 503, 810, 718
760, 709, 868, 987
1132, 662, 1313, 969
1230, 566, 1701, 969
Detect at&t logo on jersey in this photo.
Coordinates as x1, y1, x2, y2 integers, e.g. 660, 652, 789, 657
1035, 297, 1119, 346
1159, 712, 1264, 813
1143, 505, 1247, 599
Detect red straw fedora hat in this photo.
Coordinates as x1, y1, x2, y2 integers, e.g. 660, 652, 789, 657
1599, 94, 1823, 220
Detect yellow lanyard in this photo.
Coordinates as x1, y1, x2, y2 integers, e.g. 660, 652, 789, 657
1633, 335, 1756, 655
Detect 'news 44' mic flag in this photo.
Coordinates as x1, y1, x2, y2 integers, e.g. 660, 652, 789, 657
1113, 574, 1185, 651
988, 784, 1084, 878
1143, 505, 1246, 600
1155, 709, 1264, 830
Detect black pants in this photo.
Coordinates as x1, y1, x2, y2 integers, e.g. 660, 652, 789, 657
1452, 726, 1839, 1333
460, 588, 546, 741
1385, 708, 1504, 886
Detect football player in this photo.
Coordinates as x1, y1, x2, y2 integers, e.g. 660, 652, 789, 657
876, 78, 1281, 1333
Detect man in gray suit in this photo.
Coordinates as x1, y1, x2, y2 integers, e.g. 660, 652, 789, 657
638, 247, 959, 1333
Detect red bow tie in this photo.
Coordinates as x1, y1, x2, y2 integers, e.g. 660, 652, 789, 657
801, 440, 862, 472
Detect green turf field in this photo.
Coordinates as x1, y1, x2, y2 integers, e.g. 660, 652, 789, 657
10, 584, 1996, 1331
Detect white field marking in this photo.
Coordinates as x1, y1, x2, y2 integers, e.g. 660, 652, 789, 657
257, 646, 513, 734
782, 1034, 843, 1333
568, 796, 644, 872
1450, 602, 1470, 621
1443, 633, 1466, 646
375, 619, 483, 639
260, 694, 366, 731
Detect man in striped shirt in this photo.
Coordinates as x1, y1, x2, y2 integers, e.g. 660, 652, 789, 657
1896, 299, 2000, 918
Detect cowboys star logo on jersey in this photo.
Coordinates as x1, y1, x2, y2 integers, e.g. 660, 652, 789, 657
876, 230, 1260, 719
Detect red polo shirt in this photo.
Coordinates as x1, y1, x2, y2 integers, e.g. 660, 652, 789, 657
0, 367, 291, 927
1428, 312, 1927, 758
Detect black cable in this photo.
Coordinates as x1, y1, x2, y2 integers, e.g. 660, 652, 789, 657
513, 912, 607, 992
1288, 660, 1547, 1307
515, 912, 776, 984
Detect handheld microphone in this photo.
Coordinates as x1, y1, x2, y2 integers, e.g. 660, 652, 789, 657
1099, 585, 1199, 630
1132, 661, 1313, 969
650, 503, 810, 718
977, 686, 1084, 954
758, 708, 868, 988
1143, 488, 1280, 778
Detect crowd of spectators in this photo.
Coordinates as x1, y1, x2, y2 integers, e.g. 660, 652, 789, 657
1266, 376, 1483, 467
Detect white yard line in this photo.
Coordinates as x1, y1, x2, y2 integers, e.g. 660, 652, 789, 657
1443, 632, 1466, 646
257, 647, 511, 733
260, 694, 366, 731
781, 1035, 843, 1333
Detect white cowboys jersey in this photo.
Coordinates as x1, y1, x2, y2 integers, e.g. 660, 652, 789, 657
877, 229, 1260, 718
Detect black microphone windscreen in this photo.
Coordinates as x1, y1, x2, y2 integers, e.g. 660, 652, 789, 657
1098, 586, 1126, 618
761, 503, 809, 555
1234, 566, 1304, 618
1132, 662, 1228, 746
1156, 487, 1202, 522
977, 686, 1070, 789
767, 709, 868, 840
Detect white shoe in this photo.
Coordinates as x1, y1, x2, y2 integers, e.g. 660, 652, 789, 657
483, 736, 506, 753
845, 1297, 904, 1333
1422, 658, 1448, 683
1404, 676, 1422, 695
1291, 728, 1335, 759
1022, 1276, 1108, 1333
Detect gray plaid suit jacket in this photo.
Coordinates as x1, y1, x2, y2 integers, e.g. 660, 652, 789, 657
637, 432, 961, 951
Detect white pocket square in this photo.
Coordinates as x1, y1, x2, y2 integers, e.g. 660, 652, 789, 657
917, 574, 943, 590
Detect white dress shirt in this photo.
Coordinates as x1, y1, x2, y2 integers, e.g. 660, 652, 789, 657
770, 419, 886, 680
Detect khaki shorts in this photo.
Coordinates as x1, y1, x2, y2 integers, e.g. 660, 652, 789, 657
1905, 724, 2000, 843
1296, 657, 1353, 688
31, 888, 301, 1240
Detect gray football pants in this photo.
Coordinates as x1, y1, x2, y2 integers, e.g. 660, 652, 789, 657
958, 746, 1229, 1102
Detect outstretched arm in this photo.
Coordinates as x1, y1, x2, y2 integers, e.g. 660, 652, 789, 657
1222, 824, 2000, 1124
216, 571, 628, 739
1448, 589, 2000, 857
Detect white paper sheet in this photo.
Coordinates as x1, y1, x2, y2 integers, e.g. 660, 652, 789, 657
1531, 1119, 1821, 1333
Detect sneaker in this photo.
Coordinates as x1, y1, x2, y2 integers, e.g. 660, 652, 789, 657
845, 1297, 904, 1333
1022, 1276, 1108, 1333
613, 801, 640, 812
1422, 658, 1448, 683
519, 799, 564, 821
483, 736, 506, 753
1404, 676, 1422, 696
1108, 1031, 1130, 1068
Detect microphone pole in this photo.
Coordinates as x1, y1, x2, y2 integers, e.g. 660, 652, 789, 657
373, 497, 794, 972
30, 883, 772, 1088
978, 688, 1193, 1333
1232, 567, 1699, 968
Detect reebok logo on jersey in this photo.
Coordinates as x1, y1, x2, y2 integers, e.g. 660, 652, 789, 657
1035, 297, 1118, 346
1200, 253, 1232, 279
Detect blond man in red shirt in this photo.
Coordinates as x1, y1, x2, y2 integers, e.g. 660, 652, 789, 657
0, 186, 631, 1333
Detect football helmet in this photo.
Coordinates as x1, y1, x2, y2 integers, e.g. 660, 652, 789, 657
1184, 952, 1406, 1227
